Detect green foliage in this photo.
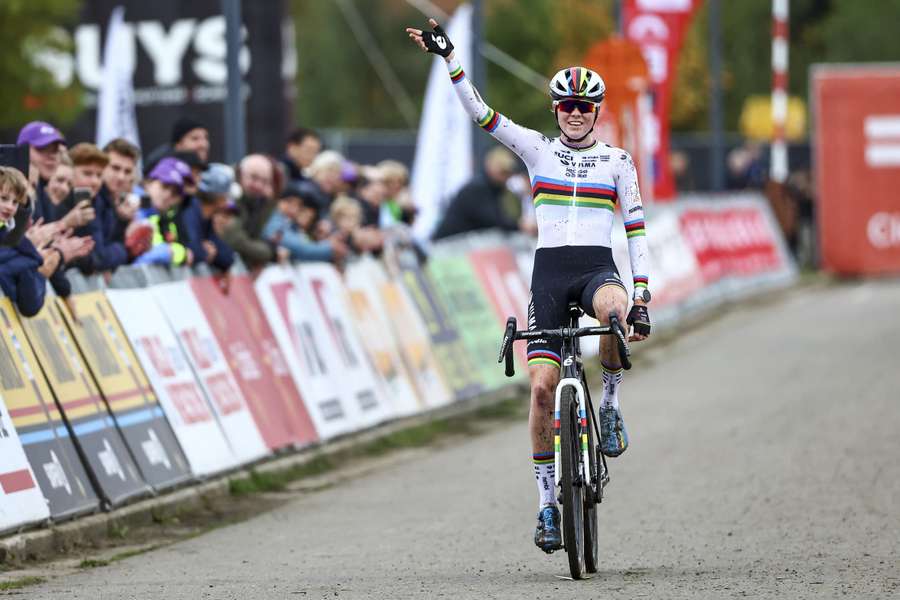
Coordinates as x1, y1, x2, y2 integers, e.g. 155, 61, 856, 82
0, 576, 46, 591
0, 0, 83, 130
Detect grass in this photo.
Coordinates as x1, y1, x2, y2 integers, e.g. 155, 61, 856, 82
77, 558, 110, 569
229, 395, 525, 496
0, 576, 46, 590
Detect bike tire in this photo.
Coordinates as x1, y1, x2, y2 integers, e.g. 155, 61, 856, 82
559, 385, 585, 579
583, 403, 600, 573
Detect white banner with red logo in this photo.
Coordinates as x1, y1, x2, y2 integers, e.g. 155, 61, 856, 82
152, 281, 269, 466
623, 0, 700, 201
106, 288, 237, 477
0, 394, 50, 533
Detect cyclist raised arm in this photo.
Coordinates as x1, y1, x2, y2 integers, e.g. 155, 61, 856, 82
407, 18, 652, 555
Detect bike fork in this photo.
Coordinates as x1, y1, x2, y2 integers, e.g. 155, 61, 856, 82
553, 378, 593, 491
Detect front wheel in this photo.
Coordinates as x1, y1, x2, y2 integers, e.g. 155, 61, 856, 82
583, 402, 600, 573
559, 385, 585, 579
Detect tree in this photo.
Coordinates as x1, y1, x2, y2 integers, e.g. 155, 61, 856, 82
0, 0, 82, 130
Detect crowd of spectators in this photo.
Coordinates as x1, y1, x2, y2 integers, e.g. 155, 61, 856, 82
0, 117, 424, 318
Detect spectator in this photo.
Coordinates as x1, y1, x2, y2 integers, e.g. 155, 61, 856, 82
432, 146, 523, 240
377, 159, 416, 226
0, 166, 48, 316
179, 163, 235, 272
299, 150, 344, 210
171, 117, 210, 163
133, 158, 191, 266
17, 120, 65, 222
330, 195, 363, 239
100, 138, 141, 258
172, 151, 205, 198
282, 128, 322, 184
262, 185, 346, 263
69, 143, 129, 273
219, 154, 286, 270
354, 165, 388, 228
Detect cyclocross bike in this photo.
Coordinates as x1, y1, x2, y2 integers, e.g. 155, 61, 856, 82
498, 303, 631, 580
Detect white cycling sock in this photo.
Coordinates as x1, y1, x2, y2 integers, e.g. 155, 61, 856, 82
533, 453, 556, 507
600, 362, 623, 410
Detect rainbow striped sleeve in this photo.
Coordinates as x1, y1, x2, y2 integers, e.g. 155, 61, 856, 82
633, 275, 649, 291
449, 65, 465, 84
624, 218, 646, 238
478, 108, 501, 133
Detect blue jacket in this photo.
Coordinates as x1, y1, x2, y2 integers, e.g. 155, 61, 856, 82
177, 197, 234, 271
0, 232, 46, 317
262, 210, 333, 262
91, 188, 129, 271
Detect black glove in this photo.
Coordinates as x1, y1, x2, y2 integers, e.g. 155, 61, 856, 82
422, 24, 454, 57
626, 304, 651, 337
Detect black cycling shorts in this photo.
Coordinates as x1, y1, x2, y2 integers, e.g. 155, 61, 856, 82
526, 245, 626, 369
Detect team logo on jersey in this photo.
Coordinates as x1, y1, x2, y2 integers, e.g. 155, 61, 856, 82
599, 155, 610, 162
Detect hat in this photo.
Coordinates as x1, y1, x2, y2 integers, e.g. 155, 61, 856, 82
148, 157, 186, 192
199, 163, 235, 196
170, 116, 207, 145
167, 156, 195, 185
17, 121, 65, 148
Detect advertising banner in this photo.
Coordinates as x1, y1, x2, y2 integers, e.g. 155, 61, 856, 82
0, 395, 51, 533
361, 259, 452, 410
399, 260, 484, 399
467, 247, 531, 371
20, 301, 149, 506
60, 293, 190, 491
344, 260, 423, 417
190, 276, 317, 450
427, 255, 508, 390
295, 264, 394, 428
813, 65, 900, 275
106, 288, 237, 477
0, 299, 98, 520
254, 266, 362, 439
152, 281, 268, 465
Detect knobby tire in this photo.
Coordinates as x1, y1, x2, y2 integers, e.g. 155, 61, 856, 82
559, 386, 585, 579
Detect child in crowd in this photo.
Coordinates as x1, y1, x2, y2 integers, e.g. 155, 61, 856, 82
0, 167, 50, 316
132, 158, 191, 266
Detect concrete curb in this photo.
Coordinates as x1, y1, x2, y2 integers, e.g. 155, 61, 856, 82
0, 383, 529, 565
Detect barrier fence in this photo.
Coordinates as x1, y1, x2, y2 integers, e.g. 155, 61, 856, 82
0, 193, 795, 536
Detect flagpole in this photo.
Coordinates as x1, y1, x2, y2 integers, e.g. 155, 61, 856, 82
222, 0, 246, 164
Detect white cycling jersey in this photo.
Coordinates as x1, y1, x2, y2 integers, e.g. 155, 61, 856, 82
445, 56, 650, 294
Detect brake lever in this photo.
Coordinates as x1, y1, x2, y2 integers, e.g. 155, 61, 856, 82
498, 317, 517, 377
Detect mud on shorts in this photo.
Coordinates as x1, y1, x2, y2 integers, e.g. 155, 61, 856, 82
526, 245, 626, 369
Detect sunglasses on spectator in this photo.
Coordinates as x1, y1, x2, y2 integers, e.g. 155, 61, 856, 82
554, 99, 599, 114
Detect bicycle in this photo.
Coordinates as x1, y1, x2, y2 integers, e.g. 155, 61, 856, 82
498, 302, 631, 580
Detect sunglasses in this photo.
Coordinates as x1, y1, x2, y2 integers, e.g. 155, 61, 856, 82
554, 99, 599, 114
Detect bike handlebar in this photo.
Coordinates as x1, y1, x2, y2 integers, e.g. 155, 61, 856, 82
497, 314, 632, 377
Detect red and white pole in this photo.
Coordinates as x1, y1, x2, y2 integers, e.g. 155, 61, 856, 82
770, 0, 790, 183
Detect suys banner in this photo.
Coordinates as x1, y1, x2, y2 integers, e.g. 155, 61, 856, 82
106, 288, 237, 477
296, 263, 394, 428
398, 257, 484, 400
346, 258, 451, 411
151, 281, 268, 466
426, 254, 508, 391
467, 247, 531, 372
344, 260, 426, 417
255, 266, 365, 440
0, 299, 98, 519
20, 300, 149, 507
60, 293, 190, 491
191, 275, 318, 451
0, 394, 51, 533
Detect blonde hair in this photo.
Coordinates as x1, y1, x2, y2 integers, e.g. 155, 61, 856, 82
377, 159, 408, 185
0, 167, 30, 205
307, 150, 344, 179
330, 195, 362, 227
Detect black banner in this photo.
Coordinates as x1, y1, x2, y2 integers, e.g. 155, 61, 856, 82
63, 0, 292, 161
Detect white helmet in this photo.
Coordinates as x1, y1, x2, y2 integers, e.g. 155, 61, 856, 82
549, 67, 606, 102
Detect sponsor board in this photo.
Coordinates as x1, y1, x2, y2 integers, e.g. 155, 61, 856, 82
467, 247, 531, 371
0, 299, 99, 519
0, 394, 51, 533
399, 259, 484, 399
814, 65, 900, 275
190, 276, 316, 450
254, 266, 362, 439
344, 260, 424, 417
59, 293, 190, 491
106, 288, 237, 477
151, 281, 268, 465
294, 264, 394, 428
20, 301, 149, 506
427, 255, 509, 390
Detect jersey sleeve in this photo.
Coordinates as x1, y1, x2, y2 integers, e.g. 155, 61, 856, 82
614, 150, 650, 298
445, 56, 546, 169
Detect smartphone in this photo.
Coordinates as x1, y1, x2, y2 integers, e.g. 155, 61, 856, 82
73, 187, 92, 205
